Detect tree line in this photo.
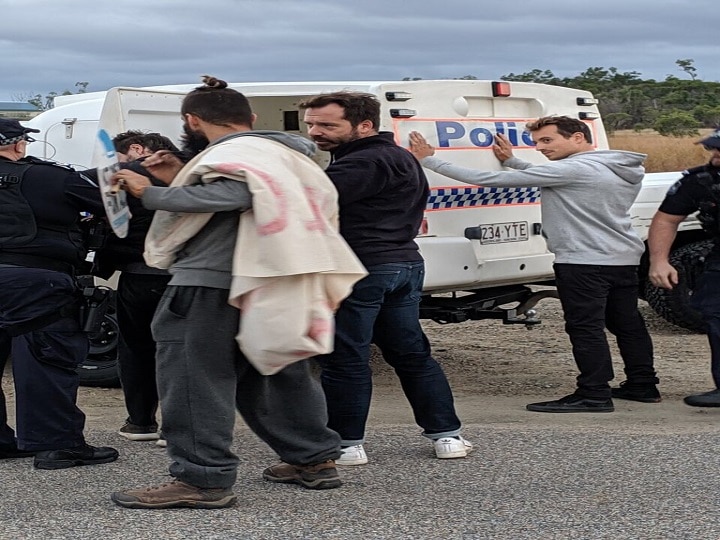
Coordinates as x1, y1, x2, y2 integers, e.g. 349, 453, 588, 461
499, 60, 720, 136
403, 60, 720, 137
12, 82, 90, 111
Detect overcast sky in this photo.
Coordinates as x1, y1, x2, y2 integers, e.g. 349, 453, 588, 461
2, 0, 717, 102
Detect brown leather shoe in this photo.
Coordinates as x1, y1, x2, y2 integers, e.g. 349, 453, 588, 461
263, 460, 342, 490
110, 480, 237, 509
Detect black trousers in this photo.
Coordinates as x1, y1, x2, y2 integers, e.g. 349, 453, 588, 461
0, 267, 88, 451
688, 257, 720, 388
554, 264, 658, 399
116, 272, 170, 427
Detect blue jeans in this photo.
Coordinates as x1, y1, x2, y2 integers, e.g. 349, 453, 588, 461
317, 262, 461, 446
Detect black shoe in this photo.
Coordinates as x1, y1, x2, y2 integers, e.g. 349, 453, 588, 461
684, 389, 720, 407
118, 422, 160, 441
0, 443, 36, 459
611, 381, 662, 403
34, 443, 119, 470
526, 393, 614, 413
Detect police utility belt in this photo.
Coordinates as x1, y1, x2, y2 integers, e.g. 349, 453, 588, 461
3, 280, 112, 337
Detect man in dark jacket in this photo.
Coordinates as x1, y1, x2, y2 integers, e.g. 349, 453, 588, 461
0, 118, 118, 469
300, 92, 471, 465
85, 131, 181, 444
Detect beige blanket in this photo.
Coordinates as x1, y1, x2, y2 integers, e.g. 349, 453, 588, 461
145, 135, 366, 374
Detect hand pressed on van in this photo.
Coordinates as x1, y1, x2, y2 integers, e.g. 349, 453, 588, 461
408, 131, 435, 160
492, 133, 514, 163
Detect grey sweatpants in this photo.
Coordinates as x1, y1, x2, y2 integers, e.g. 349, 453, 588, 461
151, 285, 341, 489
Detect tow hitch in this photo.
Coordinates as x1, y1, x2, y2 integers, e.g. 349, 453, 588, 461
419, 286, 559, 329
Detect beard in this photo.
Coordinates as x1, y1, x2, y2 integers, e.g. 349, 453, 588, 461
180, 123, 211, 158
313, 126, 361, 151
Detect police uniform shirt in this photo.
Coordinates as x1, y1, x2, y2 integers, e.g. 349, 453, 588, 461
658, 165, 720, 217
0, 156, 105, 269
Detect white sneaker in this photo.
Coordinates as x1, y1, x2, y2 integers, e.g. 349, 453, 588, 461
336, 444, 368, 466
434, 436, 473, 459
155, 437, 167, 448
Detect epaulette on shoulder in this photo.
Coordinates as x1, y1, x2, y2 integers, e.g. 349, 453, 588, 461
682, 164, 715, 177
22, 156, 78, 171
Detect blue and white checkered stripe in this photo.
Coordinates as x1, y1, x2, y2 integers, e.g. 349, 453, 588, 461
427, 186, 540, 210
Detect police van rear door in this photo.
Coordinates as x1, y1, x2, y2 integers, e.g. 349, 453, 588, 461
94, 87, 188, 166
374, 80, 605, 293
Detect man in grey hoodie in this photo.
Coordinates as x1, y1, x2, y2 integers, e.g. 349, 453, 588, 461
108, 77, 342, 509
410, 115, 659, 413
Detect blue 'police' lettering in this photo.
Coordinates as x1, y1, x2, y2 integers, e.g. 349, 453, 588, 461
435, 121, 535, 149
436, 122, 465, 147
469, 128, 493, 147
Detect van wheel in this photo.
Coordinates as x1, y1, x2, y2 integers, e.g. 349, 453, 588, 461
644, 239, 713, 333
77, 312, 120, 388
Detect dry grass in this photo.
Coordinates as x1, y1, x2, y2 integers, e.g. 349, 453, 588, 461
608, 129, 711, 173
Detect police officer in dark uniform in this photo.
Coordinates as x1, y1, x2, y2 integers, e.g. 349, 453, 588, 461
649, 129, 720, 407
0, 118, 119, 468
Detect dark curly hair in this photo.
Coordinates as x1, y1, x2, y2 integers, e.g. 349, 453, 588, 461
112, 130, 179, 154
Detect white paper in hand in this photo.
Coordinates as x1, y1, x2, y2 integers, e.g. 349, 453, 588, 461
95, 129, 130, 238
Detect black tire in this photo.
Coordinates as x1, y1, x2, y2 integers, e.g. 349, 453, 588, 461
77, 311, 121, 388
644, 239, 713, 333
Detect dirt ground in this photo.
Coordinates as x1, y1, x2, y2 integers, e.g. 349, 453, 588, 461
61, 295, 714, 416
2, 294, 714, 440
421, 296, 713, 399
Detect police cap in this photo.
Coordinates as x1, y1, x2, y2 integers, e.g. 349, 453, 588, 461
0, 118, 40, 145
698, 129, 720, 151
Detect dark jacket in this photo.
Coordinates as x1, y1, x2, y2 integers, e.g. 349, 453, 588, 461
0, 156, 105, 273
659, 162, 720, 252
326, 132, 427, 266
83, 160, 168, 275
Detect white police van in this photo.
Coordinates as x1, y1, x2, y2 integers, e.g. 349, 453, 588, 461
25, 80, 707, 386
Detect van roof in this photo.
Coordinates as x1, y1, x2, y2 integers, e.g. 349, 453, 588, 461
52, 81, 398, 107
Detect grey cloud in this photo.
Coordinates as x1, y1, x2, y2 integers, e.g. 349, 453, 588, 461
2, 0, 717, 101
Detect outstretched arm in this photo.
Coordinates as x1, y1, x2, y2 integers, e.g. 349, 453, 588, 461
409, 132, 566, 189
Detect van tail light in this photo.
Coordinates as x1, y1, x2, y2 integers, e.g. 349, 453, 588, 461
492, 81, 511, 97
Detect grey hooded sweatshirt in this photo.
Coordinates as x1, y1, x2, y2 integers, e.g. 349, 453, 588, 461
420, 150, 647, 265
142, 131, 318, 289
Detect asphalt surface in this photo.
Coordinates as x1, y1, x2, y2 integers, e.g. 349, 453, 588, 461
2, 390, 720, 539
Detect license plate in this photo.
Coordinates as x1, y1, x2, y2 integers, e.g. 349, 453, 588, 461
479, 221, 529, 244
